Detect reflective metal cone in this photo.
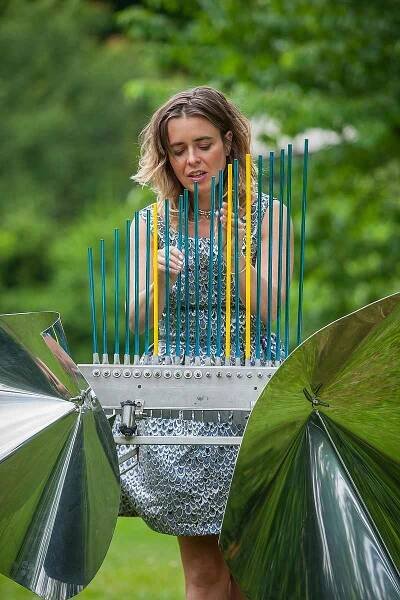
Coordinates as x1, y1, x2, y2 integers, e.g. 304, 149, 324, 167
0, 312, 120, 600
221, 293, 400, 600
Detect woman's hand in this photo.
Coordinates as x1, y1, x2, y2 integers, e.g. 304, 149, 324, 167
217, 201, 246, 263
157, 246, 184, 285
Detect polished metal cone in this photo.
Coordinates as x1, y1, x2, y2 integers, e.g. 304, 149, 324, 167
0, 312, 120, 600
221, 293, 400, 600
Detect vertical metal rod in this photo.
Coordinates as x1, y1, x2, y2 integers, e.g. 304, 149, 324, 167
285, 144, 293, 357
134, 211, 140, 363
245, 153, 252, 365
276, 149, 285, 362
225, 164, 233, 364
124, 219, 131, 364
87, 247, 99, 363
175, 195, 184, 362
164, 199, 171, 363
194, 183, 200, 363
233, 159, 240, 363
255, 156, 263, 364
100, 238, 108, 363
144, 210, 151, 358
113, 229, 120, 363
152, 203, 159, 363
266, 152, 274, 362
206, 177, 216, 363
216, 169, 224, 364
297, 138, 309, 346
184, 189, 190, 364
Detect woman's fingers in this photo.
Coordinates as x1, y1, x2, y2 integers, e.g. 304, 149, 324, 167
157, 246, 184, 277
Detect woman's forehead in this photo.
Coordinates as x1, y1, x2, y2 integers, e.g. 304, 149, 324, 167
167, 115, 220, 146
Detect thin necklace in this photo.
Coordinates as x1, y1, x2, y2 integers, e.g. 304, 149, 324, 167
198, 207, 213, 219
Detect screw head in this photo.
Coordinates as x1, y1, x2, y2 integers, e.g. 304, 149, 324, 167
133, 369, 141, 378
123, 369, 131, 378
93, 369, 101, 377
154, 370, 161, 378
143, 370, 151, 378
174, 370, 182, 379
164, 370, 172, 378
184, 370, 192, 379
103, 369, 111, 378
112, 369, 121, 378
194, 370, 202, 379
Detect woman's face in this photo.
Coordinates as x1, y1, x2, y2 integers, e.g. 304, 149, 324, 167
167, 115, 232, 200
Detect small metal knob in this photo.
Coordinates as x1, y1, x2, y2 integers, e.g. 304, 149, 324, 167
103, 369, 111, 378
174, 370, 182, 379
143, 370, 151, 378
153, 370, 161, 378
184, 370, 192, 379
133, 369, 141, 378
246, 372, 252, 379
194, 370, 202, 379
92, 369, 100, 377
123, 369, 132, 378
112, 369, 121, 378
164, 370, 172, 378
226, 372, 232, 378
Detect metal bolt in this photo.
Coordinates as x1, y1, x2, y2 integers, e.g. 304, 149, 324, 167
93, 369, 101, 377
154, 370, 161, 378
133, 369, 141, 378
184, 370, 192, 379
143, 370, 151, 378
103, 369, 111, 378
237, 372, 242, 379
123, 369, 131, 378
247, 372, 252, 379
164, 370, 172, 378
174, 370, 182, 379
205, 371, 211, 378
194, 370, 202, 379
257, 372, 263, 378
112, 369, 121, 378
226, 372, 232, 378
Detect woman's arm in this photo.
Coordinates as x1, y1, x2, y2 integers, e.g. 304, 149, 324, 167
129, 214, 184, 334
237, 200, 294, 324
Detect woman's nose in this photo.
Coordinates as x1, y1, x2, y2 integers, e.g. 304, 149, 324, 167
186, 147, 200, 165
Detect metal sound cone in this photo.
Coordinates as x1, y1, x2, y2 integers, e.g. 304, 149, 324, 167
0, 312, 120, 600
221, 293, 400, 599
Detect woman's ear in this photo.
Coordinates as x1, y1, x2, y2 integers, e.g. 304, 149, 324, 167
224, 131, 233, 155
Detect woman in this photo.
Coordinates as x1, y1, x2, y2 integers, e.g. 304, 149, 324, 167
118, 86, 291, 600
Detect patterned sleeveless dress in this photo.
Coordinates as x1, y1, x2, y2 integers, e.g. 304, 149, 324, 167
115, 193, 278, 535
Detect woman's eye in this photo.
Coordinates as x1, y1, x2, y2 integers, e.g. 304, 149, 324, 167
173, 149, 184, 157
199, 145, 211, 151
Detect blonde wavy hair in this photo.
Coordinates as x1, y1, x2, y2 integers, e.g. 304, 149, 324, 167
132, 86, 256, 215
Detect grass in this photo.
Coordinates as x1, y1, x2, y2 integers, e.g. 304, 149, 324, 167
0, 518, 185, 599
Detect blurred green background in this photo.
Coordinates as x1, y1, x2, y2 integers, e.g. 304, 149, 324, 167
1, 0, 399, 597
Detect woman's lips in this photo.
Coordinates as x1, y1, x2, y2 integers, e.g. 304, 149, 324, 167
188, 172, 208, 183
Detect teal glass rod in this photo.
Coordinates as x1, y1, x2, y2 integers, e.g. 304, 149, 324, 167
164, 199, 171, 358
206, 177, 216, 358
114, 229, 120, 358
175, 195, 184, 358
100, 238, 107, 358
216, 169, 224, 359
124, 219, 131, 359
284, 144, 293, 357
233, 159, 241, 359
144, 211, 150, 356
255, 156, 263, 360
184, 189, 190, 359
297, 138, 309, 346
276, 149, 285, 362
266, 152, 274, 362
194, 183, 200, 358
134, 212, 140, 360
87, 247, 99, 357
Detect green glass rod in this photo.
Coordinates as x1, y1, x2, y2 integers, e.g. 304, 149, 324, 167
276, 149, 285, 362
134, 212, 140, 361
164, 199, 171, 358
100, 238, 107, 360
216, 169, 224, 360
124, 219, 131, 361
87, 247, 99, 359
184, 189, 190, 361
266, 152, 274, 362
297, 138, 309, 346
144, 211, 150, 356
206, 177, 216, 358
114, 229, 120, 359
194, 183, 200, 359
233, 159, 241, 360
284, 144, 293, 357
175, 195, 184, 359
255, 156, 263, 361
